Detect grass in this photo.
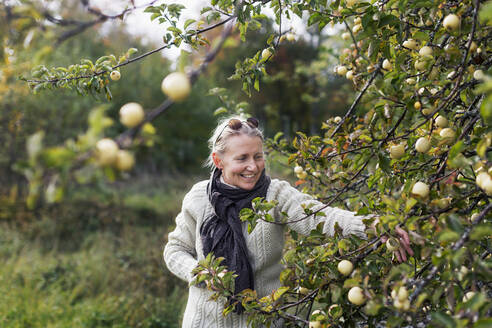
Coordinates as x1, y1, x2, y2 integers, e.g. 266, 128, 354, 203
0, 173, 206, 328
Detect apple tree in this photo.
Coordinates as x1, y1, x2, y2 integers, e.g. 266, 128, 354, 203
17, 0, 492, 327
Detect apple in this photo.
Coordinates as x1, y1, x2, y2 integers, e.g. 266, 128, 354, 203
297, 171, 308, 180
439, 128, 456, 143
469, 41, 477, 53
299, 287, 309, 295
110, 70, 121, 81
337, 260, 354, 276
403, 39, 417, 50
419, 46, 433, 57
430, 88, 438, 95
389, 143, 405, 159
447, 71, 456, 79
342, 32, 351, 40
279, 35, 286, 43
352, 24, 362, 34
334, 116, 342, 123
418, 87, 426, 96
382, 59, 392, 70
386, 238, 399, 252
476, 172, 492, 195
412, 181, 430, 198
474, 69, 485, 80
294, 165, 304, 174
115, 150, 135, 171
161, 72, 191, 102
346, 70, 354, 80
462, 291, 475, 302
286, 33, 296, 41
348, 286, 366, 305
394, 299, 410, 311
337, 66, 348, 76
414, 101, 422, 110
119, 102, 145, 128
398, 287, 408, 302
405, 78, 416, 85
309, 321, 321, 328
96, 138, 119, 166
261, 48, 273, 61
443, 14, 460, 31
328, 304, 342, 317
354, 17, 361, 25
414, 60, 427, 71
415, 137, 431, 154
312, 171, 321, 177
422, 107, 433, 115
435, 115, 448, 128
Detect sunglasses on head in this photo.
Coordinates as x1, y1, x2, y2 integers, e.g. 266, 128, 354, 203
214, 117, 259, 147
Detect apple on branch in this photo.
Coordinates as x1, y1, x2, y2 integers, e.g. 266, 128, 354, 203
95, 138, 119, 166
161, 72, 191, 102
119, 102, 145, 128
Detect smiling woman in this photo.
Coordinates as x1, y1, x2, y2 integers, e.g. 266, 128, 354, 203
163, 116, 412, 328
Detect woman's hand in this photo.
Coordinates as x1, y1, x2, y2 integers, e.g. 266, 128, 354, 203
381, 226, 414, 263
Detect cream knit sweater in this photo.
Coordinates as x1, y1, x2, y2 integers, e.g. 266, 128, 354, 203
164, 179, 366, 328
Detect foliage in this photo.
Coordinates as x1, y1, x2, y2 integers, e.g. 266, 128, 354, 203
7, 0, 492, 327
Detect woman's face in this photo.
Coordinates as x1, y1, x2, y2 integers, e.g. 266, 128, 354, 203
213, 134, 265, 190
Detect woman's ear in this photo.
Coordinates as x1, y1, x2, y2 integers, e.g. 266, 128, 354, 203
212, 152, 223, 169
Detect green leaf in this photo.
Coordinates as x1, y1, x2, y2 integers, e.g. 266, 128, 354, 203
184, 19, 196, 30
470, 223, 492, 240
431, 312, 456, 328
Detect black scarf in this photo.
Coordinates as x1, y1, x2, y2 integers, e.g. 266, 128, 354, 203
200, 168, 270, 312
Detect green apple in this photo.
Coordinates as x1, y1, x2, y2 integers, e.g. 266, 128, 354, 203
337, 260, 354, 276
96, 138, 119, 166
439, 128, 456, 144
161, 72, 191, 102
346, 70, 354, 80
405, 78, 416, 85
414, 60, 427, 71
474, 69, 485, 80
299, 287, 309, 295
119, 102, 145, 128
110, 70, 121, 81
294, 165, 304, 174
352, 24, 362, 34
398, 287, 408, 302
443, 14, 460, 31
412, 181, 429, 198
342, 32, 351, 40
115, 150, 135, 171
348, 286, 366, 305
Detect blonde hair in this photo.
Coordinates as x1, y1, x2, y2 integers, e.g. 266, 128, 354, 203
205, 115, 264, 169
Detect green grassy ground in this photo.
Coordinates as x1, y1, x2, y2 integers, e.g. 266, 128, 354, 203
0, 173, 205, 328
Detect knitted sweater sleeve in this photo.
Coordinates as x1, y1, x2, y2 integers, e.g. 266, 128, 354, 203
163, 184, 202, 283
271, 180, 366, 238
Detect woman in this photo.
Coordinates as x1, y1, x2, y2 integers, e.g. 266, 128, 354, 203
164, 116, 412, 327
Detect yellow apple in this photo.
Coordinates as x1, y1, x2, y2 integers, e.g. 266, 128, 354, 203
348, 286, 366, 305
286, 33, 296, 41
419, 46, 433, 57
294, 165, 304, 174
443, 14, 460, 31
412, 181, 429, 198
354, 17, 361, 25
96, 138, 119, 166
414, 60, 427, 71
334, 116, 342, 123
261, 48, 273, 61
403, 39, 417, 50
389, 143, 405, 159
297, 171, 308, 180
474, 69, 485, 80
386, 238, 399, 252
342, 32, 351, 40
337, 260, 354, 276
337, 66, 348, 76
110, 70, 121, 81
352, 24, 362, 34
414, 101, 422, 110
476, 172, 492, 195
382, 59, 392, 70
115, 150, 135, 171
398, 287, 408, 302
299, 287, 309, 295
462, 291, 475, 302
309, 321, 321, 328
439, 128, 456, 144
435, 115, 448, 128
119, 102, 145, 128
346, 70, 354, 80
405, 78, 416, 85
161, 72, 191, 102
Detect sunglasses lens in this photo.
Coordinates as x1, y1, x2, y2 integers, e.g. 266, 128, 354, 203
246, 117, 259, 128
228, 119, 242, 130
